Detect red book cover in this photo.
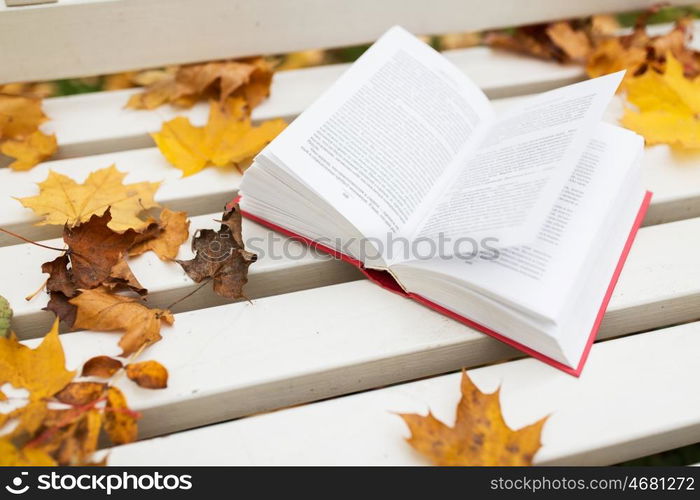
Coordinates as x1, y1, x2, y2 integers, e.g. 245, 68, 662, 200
234, 191, 652, 376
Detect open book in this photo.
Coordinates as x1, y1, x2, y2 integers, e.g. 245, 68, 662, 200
238, 26, 651, 375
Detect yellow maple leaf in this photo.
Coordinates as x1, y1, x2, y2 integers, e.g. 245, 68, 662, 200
103, 386, 138, 444
151, 98, 286, 176
18, 165, 160, 232
621, 52, 700, 148
0, 319, 75, 402
0, 94, 47, 140
400, 372, 547, 466
0, 438, 56, 466
586, 38, 647, 82
1, 130, 57, 171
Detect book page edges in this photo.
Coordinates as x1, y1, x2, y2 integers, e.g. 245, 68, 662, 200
234, 191, 652, 377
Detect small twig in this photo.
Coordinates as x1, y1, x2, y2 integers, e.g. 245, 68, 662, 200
164, 278, 212, 311
0, 227, 67, 252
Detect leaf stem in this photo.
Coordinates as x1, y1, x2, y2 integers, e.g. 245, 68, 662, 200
164, 278, 212, 311
0, 227, 67, 252
25, 278, 48, 302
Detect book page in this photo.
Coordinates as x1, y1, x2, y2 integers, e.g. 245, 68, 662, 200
413, 72, 624, 248
394, 123, 643, 321
262, 26, 494, 243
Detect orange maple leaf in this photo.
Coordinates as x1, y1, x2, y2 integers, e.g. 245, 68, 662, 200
400, 371, 547, 466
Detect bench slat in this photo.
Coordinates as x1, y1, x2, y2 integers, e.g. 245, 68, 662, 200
4, 214, 362, 337
104, 320, 700, 465
1, 0, 686, 83
6, 211, 700, 340
14, 215, 700, 440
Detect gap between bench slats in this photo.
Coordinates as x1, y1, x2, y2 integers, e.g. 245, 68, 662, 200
102, 320, 700, 465
15, 215, 700, 441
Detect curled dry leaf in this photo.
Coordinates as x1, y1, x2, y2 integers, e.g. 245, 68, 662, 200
621, 52, 700, 148
103, 386, 139, 445
545, 22, 591, 61
0, 294, 11, 338
400, 372, 547, 466
125, 360, 168, 389
81, 355, 124, 378
177, 204, 257, 299
54, 382, 107, 406
485, 16, 618, 64
129, 208, 190, 261
152, 97, 286, 177
70, 287, 174, 356
18, 165, 160, 233
126, 57, 273, 110
586, 13, 700, 81
42, 255, 77, 298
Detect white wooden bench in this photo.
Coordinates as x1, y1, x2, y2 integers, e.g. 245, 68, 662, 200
1, 0, 699, 465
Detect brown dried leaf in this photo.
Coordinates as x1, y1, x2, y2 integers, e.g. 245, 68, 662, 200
545, 22, 591, 61
44, 292, 77, 328
177, 204, 257, 299
62, 210, 139, 290
81, 355, 123, 378
587, 15, 700, 81
400, 372, 547, 466
70, 288, 174, 356
127, 57, 273, 110
125, 360, 168, 389
41, 210, 149, 303
54, 382, 107, 406
129, 208, 190, 261
486, 23, 574, 62
103, 386, 138, 445
42, 255, 76, 297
